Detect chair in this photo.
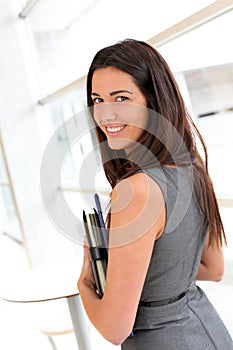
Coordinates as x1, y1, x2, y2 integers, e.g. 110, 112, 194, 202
38, 299, 74, 350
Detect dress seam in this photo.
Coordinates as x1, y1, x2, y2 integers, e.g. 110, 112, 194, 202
187, 302, 218, 350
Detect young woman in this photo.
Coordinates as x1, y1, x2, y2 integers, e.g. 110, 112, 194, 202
78, 39, 233, 349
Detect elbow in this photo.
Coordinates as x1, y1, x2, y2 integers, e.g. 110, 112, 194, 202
107, 337, 123, 346
214, 269, 224, 282
105, 332, 130, 346
212, 265, 224, 282
103, 327, 133, 346
214, 276, 222, 282
106, 336, 127, 346
198, 260, 225, 282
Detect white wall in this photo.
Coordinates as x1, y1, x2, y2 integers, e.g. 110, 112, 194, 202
0, 0, 82, 267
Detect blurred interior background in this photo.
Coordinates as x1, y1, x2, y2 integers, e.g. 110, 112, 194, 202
0, 0, 233, 349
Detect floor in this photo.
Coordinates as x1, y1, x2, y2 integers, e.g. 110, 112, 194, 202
0, 233, 232, 350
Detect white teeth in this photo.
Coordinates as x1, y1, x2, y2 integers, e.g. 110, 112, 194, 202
107, 126, 125, 133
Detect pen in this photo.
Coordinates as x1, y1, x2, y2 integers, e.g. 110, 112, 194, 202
94, 193, 108, 250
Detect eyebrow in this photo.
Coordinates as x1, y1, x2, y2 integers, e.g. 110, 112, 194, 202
91, 90, 133, 97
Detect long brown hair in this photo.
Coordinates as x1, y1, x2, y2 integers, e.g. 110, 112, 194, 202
86, 38, 226, 247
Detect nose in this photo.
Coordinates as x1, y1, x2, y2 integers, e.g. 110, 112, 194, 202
95, 103, 117, 124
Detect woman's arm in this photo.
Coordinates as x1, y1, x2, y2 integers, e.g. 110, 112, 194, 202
196, 232, 224, 282
78, 172, 165, 345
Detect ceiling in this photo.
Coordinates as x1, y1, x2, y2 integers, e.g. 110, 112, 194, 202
27, 0, 216, 35
16, 0, 233, 97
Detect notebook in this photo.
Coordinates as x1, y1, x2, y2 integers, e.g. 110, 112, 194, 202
82, 194, 108, 298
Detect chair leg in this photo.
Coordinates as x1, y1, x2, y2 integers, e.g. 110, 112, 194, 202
47, 336, 58, 350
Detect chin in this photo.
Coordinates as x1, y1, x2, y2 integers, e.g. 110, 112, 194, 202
107, 139, 133, 152
108, 141, 125, 150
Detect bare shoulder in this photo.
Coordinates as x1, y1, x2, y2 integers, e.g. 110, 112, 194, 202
110, 172, 165, 247
112, 171, 164, 203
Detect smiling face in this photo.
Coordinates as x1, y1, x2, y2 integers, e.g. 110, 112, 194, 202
91, 67, 148, 153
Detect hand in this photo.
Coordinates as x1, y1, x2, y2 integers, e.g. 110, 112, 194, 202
78, 241, 96, 292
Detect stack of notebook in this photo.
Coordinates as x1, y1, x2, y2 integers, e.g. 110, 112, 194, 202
83, 193, 108, 298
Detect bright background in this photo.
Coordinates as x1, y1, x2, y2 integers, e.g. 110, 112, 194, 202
0, 1, 232, 349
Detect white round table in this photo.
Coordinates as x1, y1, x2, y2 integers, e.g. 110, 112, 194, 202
0, 256, 92, 350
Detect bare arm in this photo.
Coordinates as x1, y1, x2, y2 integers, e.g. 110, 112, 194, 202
196, 232, 224, 282
78, 172, 165, 345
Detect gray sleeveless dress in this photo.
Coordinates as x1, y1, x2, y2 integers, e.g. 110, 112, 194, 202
122, 166, 233, 350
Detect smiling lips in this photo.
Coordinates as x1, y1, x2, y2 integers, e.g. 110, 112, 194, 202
106, 125, 126, 134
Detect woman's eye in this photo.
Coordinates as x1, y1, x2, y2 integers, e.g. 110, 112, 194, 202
116, 96, 129, 102
93, 97, 103, 104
